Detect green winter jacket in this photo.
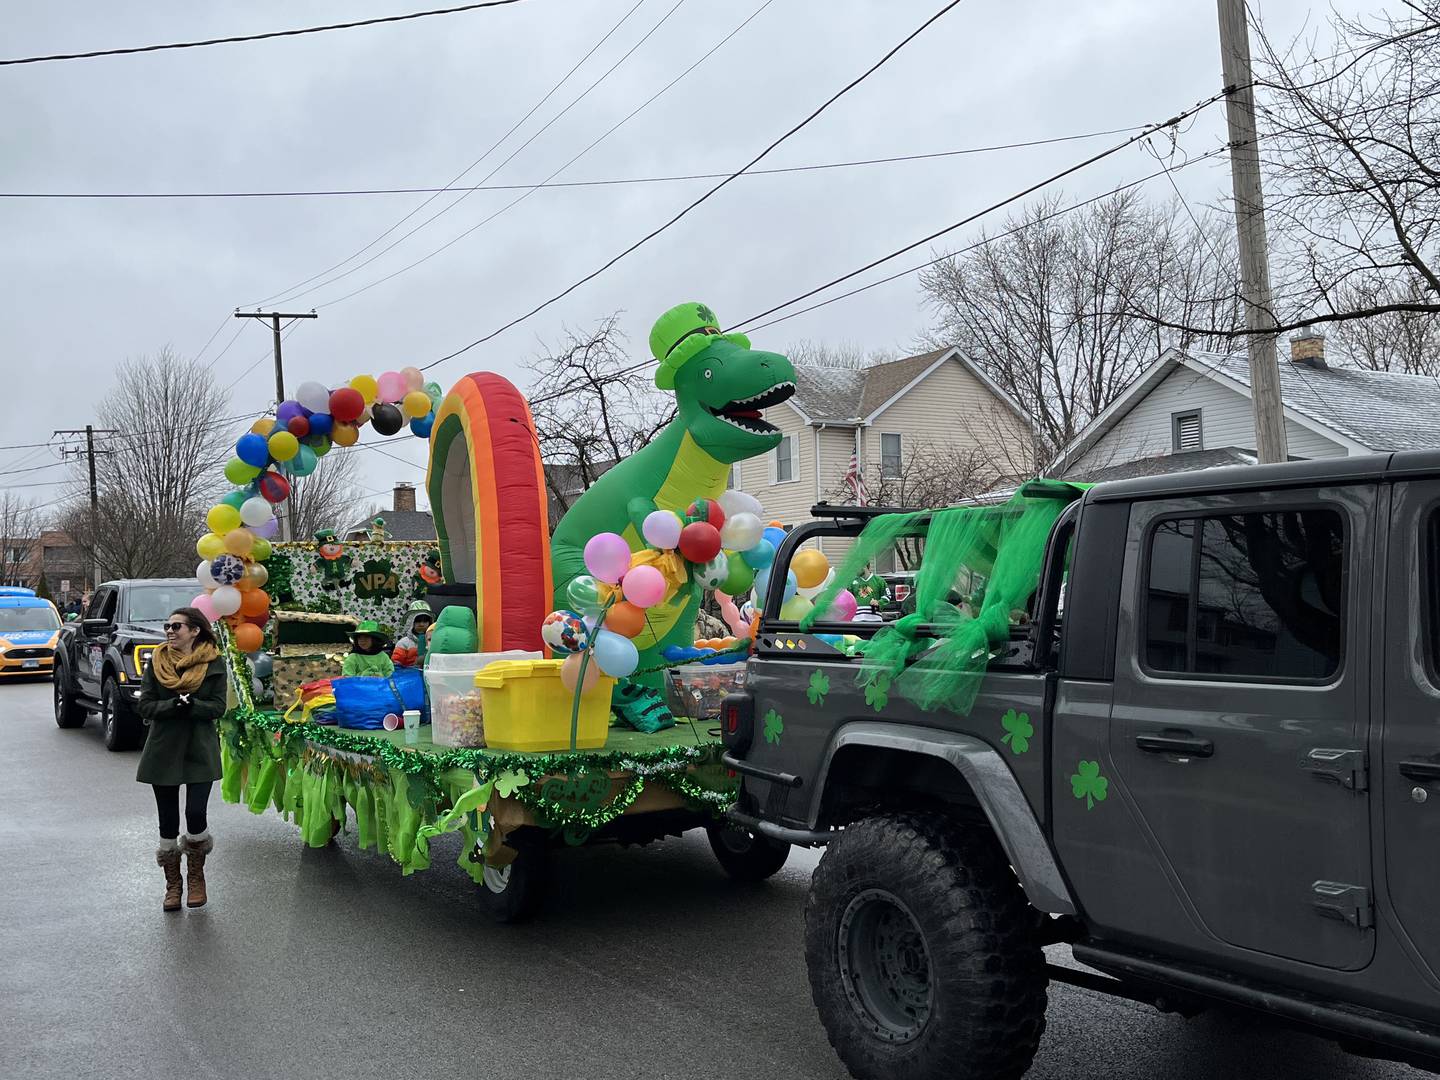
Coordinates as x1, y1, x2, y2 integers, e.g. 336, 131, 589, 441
342, 651, 395, 678
134, 657, 228, 786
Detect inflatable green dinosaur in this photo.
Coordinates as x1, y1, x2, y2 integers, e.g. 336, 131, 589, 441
551, 303, 795, 687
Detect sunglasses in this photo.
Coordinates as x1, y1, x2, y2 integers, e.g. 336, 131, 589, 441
163, 622, 192, 632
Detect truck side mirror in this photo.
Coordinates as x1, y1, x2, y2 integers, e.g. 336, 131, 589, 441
81, 618, 110, 636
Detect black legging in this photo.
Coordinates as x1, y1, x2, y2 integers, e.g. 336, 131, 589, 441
152, 783, 212, 840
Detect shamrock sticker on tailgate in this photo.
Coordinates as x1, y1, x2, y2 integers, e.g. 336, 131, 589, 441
807, 670, 830, 706
864, 673, 891, 712
1070, 760, 1109, 810
763, 708, 784, 745
1000, 709, 1033, 755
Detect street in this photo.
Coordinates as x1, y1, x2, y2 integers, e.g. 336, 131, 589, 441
0, 677, 1426, 1080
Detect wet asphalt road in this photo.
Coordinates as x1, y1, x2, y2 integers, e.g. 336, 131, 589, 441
0, 678, 1428, 1080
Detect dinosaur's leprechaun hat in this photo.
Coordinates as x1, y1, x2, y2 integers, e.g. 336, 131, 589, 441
650, 302, 751, 390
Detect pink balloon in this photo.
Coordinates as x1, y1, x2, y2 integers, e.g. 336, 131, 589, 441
621, 564, 666, 608
376, 371, 408, 403
583, 532, 632, 585
191, 593, 219, 623
826, 589, 859, 622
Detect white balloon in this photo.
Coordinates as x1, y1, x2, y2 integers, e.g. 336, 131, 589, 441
295, 381, 331, 413
796, 567, 837, 600
720, 511, 764, 552
211, 585, 243, 617
196, 560, 216, 589
240, 496, 274, 527
697, 553, 729, 589
718, 489, 764, 519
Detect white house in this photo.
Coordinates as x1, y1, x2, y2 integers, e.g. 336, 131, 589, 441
1053, 333, 1440, 482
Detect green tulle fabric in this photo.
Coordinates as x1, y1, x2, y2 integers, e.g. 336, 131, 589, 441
802, 480, 1086, 715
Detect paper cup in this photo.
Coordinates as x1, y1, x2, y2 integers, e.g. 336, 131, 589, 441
382, 712, 401, 731
403, 709, 421, 744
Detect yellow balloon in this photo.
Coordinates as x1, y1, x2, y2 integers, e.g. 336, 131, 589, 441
349, 374, 379, 406
791, 548, 831, 589
268, 430, 300, 462
207, 503, 241, 534
197, 533, 225, 560
224, 528, 255, 557
252, 537, 272, 562
332, 422, 359, 447
250, 418, 277, 437
402, 390, 432, 419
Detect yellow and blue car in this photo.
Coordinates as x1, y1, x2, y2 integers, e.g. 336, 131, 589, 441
0, 587, 62, 678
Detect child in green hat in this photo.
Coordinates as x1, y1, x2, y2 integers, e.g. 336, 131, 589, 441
342, 620, 395, 678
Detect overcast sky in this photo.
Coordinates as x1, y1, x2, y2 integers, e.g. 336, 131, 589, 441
1, 0, 1366, 513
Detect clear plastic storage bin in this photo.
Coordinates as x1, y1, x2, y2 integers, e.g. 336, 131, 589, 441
425, 651, 540, 747
664, 662, 748, 720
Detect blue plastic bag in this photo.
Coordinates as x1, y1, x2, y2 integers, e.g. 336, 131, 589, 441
332, 667, 429, 730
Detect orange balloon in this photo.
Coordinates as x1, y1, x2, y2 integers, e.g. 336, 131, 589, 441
605, 601, 647, 639
233, 623, 264, 653
332, 422, 359, 447
559, 652, 600, 692
239, 588, 270, 619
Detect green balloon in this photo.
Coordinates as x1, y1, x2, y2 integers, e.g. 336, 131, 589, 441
719, 554, 755, 596
224, 457, 262, 486
222, 490, 249, 510
566, 575, 604, 617
310, 435, 332, 458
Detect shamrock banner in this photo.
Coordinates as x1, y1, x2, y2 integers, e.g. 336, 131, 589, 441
269, 540, 443, 635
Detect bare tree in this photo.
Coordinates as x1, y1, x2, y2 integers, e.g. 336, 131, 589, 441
62, 349, 231, 579
0, 492, 38, 587
784, 339, 896, 370
527, 315, 675, 523
287, 449, 365, 540
1327, 272, 1440, 373
919, 191, 1243, 463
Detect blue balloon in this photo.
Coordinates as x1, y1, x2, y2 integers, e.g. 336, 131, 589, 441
740, 539, 775, 570
782, 570, 797, 602
307, 412, 334, 438
592, 629, 639, 678
235, 433, 270, 468
754, 567, 796, 603
762, 526, 786, 550
410, 413, 434, 439
287, 445, 318, 477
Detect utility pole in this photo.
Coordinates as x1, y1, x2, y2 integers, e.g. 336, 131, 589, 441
56, 426, 118, 589
234, 309, 318, 540
1217, 0, 1287, 464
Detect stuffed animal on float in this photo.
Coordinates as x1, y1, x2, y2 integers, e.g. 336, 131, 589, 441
550, 302, 795, 688
313, 529, 351, 592
428, 605, 479, 655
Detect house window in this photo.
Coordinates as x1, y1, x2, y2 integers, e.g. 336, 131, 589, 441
8, 546, 28, 564
1143, 508, 1344, 680
774, 436, 797, 484
880, 433, 903, 478
1172, 411, 1202, 452
729, 463, 741, 489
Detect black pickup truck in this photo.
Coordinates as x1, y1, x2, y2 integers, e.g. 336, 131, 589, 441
53, 579, 198, 751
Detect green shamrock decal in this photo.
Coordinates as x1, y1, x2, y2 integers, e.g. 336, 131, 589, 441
494, 770, 529, 799
1070, 760, 1109, 810
763, 708, 784, 745
807, 670, 830, 706
1000, 709, 1033, 755
864, 673, 891, 712
695, 303, 716, 325
352, 558, 400, 600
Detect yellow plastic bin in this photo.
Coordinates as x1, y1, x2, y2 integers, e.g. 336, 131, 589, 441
473, 659, 614, 752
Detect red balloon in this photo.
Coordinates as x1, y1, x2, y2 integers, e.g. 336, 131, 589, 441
678, 522, 722, 564
329, 387, 365, 423
287, 415, 311, 438
258, 471, 291, 504
686, 498, 726, 530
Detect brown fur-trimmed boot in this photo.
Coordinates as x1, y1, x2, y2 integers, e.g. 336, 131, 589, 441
156, 841, 183, 912
180, 832, 213, 908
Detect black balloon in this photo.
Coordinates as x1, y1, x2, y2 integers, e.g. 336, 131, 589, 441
371, 402, 404, 436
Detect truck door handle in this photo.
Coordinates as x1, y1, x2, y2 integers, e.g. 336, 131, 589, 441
1399, 759, 1440, 781
1135, 733, 1214, 758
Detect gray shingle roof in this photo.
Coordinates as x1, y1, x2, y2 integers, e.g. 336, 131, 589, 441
790, 348, 952, 424
1193, 350, 1440, 451
1068, 446, 1257, 484
342, 509, 435, 541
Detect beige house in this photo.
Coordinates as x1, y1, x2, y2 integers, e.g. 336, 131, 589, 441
734, 347, 1032, 558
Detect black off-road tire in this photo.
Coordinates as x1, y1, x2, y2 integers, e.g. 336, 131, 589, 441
101, 676, 144, 751
53, 663, 87, 728
476, 837, 548, 924
805, 812, 1048, 1080
707, 823, 791, 882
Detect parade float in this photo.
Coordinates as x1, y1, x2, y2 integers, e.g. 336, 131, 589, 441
206, 303, 861, 920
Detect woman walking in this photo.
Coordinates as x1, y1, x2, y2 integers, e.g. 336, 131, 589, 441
136, 607, 227, 911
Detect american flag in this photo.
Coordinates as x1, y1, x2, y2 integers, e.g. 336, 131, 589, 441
843, 452, 868, 506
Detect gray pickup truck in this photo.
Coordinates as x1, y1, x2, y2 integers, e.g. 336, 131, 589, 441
720, 453, 1440, 1079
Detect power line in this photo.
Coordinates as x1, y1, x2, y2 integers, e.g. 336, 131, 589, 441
421, 0, 971, 371
0, 128, 1146, 199
727, 89, 1231, 333
311, 0, 778, 311
0, 0, 535, 67
248, 0, 651, 308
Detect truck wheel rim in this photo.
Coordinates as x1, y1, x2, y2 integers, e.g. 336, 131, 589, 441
837, 888, 933, 1043
717, 827, 755, 855
482, 864, 511, 894
54, 679, 66, 717
103, 685, 117, 737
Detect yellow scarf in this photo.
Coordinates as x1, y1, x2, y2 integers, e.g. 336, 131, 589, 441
151, 642, 220, 693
